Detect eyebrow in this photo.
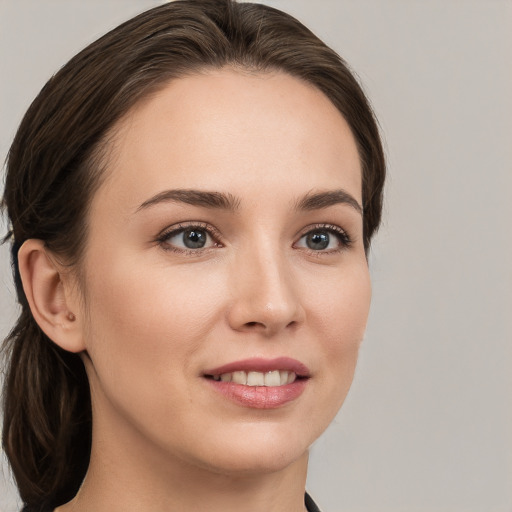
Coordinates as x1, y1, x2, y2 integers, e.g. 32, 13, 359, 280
294, 189, 363, 215
136, 187, 362, 215
136, 189, 241, 212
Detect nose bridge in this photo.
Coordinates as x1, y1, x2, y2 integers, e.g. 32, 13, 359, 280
227, 232, 303, 334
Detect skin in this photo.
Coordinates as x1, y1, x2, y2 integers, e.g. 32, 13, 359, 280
21, 69, 371, 512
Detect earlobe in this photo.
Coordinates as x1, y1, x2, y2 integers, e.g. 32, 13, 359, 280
17, 239, 85, 353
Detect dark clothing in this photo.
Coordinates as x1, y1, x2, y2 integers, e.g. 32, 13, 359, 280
22, 492, 322, 511
305, 491, 322, 512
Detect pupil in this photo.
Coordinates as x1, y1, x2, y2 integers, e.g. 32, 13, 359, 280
307, 231, 329, 250
184, 229, 207, 249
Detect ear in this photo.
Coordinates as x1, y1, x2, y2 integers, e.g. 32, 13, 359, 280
18, 239, 85, 353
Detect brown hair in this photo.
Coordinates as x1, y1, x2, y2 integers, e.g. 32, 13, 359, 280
1, 0, 385, 509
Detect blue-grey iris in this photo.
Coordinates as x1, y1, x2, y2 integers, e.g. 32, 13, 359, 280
306, 232, 330, 250
183, 229, 207, 249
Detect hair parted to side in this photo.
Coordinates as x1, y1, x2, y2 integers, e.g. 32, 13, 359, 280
1, 0, 385, 509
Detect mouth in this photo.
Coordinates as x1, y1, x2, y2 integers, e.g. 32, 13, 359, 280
202, 357, 310, 409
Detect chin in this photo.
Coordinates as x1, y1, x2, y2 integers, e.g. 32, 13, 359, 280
200, 445, 309, 477
177, 419, 321, 477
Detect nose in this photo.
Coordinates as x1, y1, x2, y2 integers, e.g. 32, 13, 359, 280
226, 243, 305, 336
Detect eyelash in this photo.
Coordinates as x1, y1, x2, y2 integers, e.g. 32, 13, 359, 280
156, 222, 222, 255
296, 223, 353, 255
156, 222, 353, 255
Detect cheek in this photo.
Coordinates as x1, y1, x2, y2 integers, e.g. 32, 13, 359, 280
79, 254, 233, 445
306, 261, 371, 347
80, 254, 228, 393
303, 262, 371, 408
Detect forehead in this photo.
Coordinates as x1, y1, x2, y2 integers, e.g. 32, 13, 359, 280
95, 68, 362, 213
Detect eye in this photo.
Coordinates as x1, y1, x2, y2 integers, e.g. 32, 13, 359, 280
295, 225, 351, 252
170, 228, 210, 249
157, 223, 220, 252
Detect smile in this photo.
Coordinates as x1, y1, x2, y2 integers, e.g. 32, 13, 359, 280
203, 357, 310, 409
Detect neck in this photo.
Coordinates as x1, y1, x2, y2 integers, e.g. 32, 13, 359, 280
56, 393, 309, 512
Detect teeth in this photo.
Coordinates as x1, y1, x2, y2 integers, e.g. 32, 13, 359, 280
232, 371, 247, 385
265, 370, 281, 386
247, 371, 264, 386
212, 370, 298, 387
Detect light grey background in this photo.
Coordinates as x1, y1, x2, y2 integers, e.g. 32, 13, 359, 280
1, 1, 511, 511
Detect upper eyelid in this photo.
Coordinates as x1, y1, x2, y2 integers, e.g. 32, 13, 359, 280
158, 222, 221, 241
295, 223, 349, 238
158, 221, 347, 236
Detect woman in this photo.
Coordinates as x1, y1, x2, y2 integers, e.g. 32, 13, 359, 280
1, 1, 385, 511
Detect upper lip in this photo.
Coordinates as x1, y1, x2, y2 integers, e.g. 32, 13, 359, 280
204, 357, 310, 378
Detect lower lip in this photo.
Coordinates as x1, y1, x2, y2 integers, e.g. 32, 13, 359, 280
204, 378, 308, 409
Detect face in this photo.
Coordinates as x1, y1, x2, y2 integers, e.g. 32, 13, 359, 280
77, 69, 371, 476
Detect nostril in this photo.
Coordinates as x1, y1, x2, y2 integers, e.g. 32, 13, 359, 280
244, 320, 297, 330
